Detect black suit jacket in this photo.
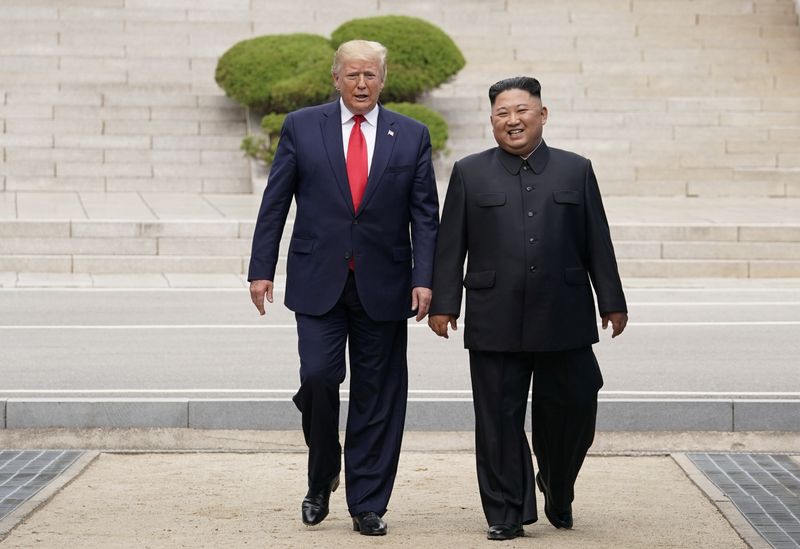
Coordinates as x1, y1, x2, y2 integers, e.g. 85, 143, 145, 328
429, 141, 627, 352
248, 101, 439, 321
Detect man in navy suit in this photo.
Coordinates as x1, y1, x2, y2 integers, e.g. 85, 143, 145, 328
429, 76, 627, 541
248, 40, 439, 536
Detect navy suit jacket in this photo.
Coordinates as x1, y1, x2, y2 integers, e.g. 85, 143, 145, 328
248, 100, 439, 322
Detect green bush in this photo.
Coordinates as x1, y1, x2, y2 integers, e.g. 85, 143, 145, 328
384, 102, 448, 153
331, 16, 465, 103
220, 18, 463, 164
215, 34, 333, 112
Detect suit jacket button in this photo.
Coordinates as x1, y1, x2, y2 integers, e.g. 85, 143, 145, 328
529, 266, 536, 272
352, 220, 358, 225
344, 252, 352, 260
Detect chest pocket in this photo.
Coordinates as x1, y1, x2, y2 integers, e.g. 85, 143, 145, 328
476, 193, 506, 207
553, 190, 581, 205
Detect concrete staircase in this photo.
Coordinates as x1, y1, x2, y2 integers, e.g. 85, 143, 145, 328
1, 0, 799, 280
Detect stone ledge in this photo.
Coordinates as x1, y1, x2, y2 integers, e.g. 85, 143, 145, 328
734, 399, 800, 431
5, 399, 189, 429
1, 398, 797, 431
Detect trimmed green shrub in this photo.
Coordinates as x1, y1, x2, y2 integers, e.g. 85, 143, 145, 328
220, 18, 463, 164
331, 16, 465, 103
384, 102, 448, 153
215, 34, 334, 112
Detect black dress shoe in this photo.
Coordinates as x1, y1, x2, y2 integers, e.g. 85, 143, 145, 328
536, 473, 573, 529
487, 524, 524, 541
351, 511, 387, 536
301, 476, 339, 526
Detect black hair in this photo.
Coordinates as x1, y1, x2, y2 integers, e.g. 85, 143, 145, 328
488, 76, 541, 105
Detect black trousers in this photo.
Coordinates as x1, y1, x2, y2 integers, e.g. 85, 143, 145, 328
469, 347, 603, 526
293, 273, 408, 517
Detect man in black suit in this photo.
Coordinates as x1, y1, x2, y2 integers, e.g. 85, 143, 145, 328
428, 76, 627, 541
249, 40, 439, 536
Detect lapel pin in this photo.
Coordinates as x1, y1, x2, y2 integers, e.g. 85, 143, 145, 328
387, 130, 394, 137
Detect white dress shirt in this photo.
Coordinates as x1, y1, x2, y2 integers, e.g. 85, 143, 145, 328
340, 98, 378, 174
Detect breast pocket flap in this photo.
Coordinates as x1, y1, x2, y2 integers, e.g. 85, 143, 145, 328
476, 193, 506, 207
553, 190, 581, 205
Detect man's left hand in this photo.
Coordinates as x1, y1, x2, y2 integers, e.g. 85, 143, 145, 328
602, 312, 628, 338
411, 287, 432, 322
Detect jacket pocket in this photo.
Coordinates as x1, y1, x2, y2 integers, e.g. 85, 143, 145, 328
553, 190, 581, 205
386, 164, 413, 173
463, 270, 496, 289
565, 267, 589, 285
289, 237, 315, 254
476, 193, 506, 207
393, 245, 412, 261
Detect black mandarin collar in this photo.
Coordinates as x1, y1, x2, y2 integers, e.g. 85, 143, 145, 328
497, 140, 550, 175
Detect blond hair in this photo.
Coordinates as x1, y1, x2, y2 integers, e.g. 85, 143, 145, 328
332, 39, 388, 81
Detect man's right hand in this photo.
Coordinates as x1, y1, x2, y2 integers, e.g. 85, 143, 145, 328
428, 314, 458, 339
249, 280, 274, 316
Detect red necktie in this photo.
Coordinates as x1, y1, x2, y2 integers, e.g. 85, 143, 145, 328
346, 114, 368, 213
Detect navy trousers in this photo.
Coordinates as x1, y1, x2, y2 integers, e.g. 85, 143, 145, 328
469, 347, 603, 526
293, 272, 408, 517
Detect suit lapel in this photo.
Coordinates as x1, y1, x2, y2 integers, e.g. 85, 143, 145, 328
320, 101, 355, 215
359, 106, 397, 214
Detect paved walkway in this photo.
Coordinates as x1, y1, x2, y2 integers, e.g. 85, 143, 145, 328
1, 431, 798, 548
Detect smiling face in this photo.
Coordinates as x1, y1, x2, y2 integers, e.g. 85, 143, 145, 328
333, 57, 384, 116
490, 88, 548, 156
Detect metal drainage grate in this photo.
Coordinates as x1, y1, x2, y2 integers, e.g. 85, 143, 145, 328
688, 453, 800, 549
0, 450, 85, 521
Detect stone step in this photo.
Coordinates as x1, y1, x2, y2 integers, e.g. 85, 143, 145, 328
2, 253, 798, 278
0, 0, 799, 200
2, 217, 800, 278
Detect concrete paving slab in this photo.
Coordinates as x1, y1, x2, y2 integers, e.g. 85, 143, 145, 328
78, 192, 156, 220
0, 451, 748, 548
0, 272, 16, 288
14, 273, 93, 288
163, 273, 245, 287
15, 193, 86, 220
139, 193, 222, 219
603, 197, 800, 225
90, 274, 169, 288
0, 193, 16, 220
203, 193, 261, 219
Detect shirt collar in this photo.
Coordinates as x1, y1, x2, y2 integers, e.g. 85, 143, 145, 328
340, 98, 379, 127
519, 138, 543, 160
497, 139, 550, 175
